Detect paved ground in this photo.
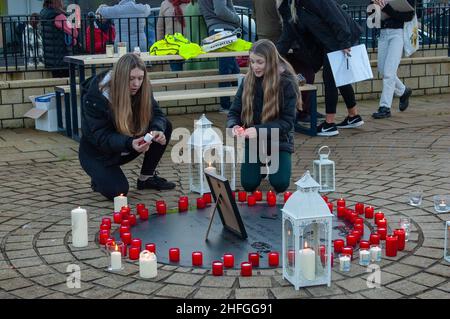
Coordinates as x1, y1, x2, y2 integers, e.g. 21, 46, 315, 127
0, 94, 449, 300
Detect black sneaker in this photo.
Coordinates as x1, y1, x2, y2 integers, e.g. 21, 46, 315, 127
317, 122, 339, 137
372, 107, 391, 119
336, 115, 364, 129
137, 172, 176, 191
399, 87, 412, 112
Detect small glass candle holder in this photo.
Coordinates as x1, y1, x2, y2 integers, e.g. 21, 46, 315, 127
339, 254, 351, 272
106, 241, 125, 272
408, 188, 423, 206
370, 245, 382, 263
399, 217, 411, 242
359, 249, 371, 266
106, 44, 114, 58
433, 195, 450, 213
118, 42, 127, 57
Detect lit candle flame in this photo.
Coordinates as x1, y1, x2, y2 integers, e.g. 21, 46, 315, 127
115, 244, 119, 252
304, 241, 308, 249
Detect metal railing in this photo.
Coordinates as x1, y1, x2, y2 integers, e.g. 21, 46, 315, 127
0, 4, 448, 73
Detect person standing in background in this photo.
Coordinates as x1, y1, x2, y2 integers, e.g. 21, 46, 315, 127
252, 0, 282, 43
85, 8, 116, 54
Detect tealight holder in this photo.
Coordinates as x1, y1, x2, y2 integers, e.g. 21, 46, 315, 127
433, 195, 450, 213
339, 253, 351, 272
106, 241, 125, 272
408, 188, 423, 206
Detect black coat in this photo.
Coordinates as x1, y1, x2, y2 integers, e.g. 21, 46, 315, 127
227, 72, 298, 154
79, 71, 168, 167
381, 0, 416, 29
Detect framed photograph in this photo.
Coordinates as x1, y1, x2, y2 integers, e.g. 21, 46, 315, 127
204, 171, 247, 239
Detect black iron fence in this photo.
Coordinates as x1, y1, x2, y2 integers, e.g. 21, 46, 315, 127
0, 4, 448, 73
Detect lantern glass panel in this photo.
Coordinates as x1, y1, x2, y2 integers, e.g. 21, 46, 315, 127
320, 163, 334, 192
312, 162, 320, 187
284, 219, 295, 275
445, 221, 450, 263
299, 222, 328, 280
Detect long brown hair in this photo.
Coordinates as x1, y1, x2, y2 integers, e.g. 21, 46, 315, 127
107, 54, 152, 137
241, 39, 301, 127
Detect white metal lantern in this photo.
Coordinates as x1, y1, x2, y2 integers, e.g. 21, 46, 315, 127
282, 171, 333, 290
313, 146, 335, 193
187, 114, 235, 194
445, 221, 450, 263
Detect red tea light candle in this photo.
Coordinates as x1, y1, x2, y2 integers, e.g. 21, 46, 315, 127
376, 218, 387, 228
248, 253, 260, 267
106, 238, 115, 247
129, 247, 140, 260
120, 207, 130, 219
394, 228, 406, 251
352, 230, 362, 242
354, 223, 364, 236
121, 232, 132, 245
223, 254, 234, 268
179, 196, 189, 202
385, 235, 398, 257
327, 202, 334, 214
266, 190, 275, 201
337, 198, 346, 207
320, 245, 326, 264
145, 243, 156, 254
360, 240, 370, 250
140, 208, 149, 220
284, 192, 293, 203
119, 225, 130, 235
334, 239, 345, 253
346, 234, 357, 247
113, 212, 122, 224
131, 238, 142, 250
100, 223, 110, 231
253, 190, 263, 201
349, 212, 358, 224
101, 218, 112, 227
268, 252, 279, 267
337, 206, 346, 219
355, 203, 365, 215
354, 217, 364, 225
136, 203, 145, 215
192, 251, 203, 266
370, 233, 381, 245
99, 230, 109, 245
375, 212, 385, 223
178, 199, 188, 213
322, 195, 329, 203
365, 206, 374, 219
238, 191, 247, 202
169, 248, 180, 263
240, 262, 252, 276
120, 243, 128, 257
196, 198, 206, 209
267, 195, 276, 207
288, 250, 295, 266
378, 227, 387, 240
156, 202, 167, 215
129, 214, 137, 226
342, 246, 354, 260
247, 195, 256, 207
212, 261, 224, 276
121, 219, 130, 228
203, 193, 212, 204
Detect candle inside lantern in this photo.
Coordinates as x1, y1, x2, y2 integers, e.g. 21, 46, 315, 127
299, 243, 316, 281
139, 250, 157, 279
110, 245, 122, 271
223, 254, 234, 268
71, 207, 88, 248
385, 235, 398, 257
365, 206, 374, 219
334, 239, 345, 253
204, 163, 217, 175
240, 262, 252, 276
370, 245, 382, 262
114, 194, 128, 213
253, 190, 263, 201
248, 253, 260, 267
268, 252, 279, 267
394, 228, 406, 251
192, 251, 203, 266
169, 248, 180, 263
247, 195, 256, 207
212, 261, 224, 276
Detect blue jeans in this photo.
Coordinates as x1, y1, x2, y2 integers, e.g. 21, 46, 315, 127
209, 29, 240, 110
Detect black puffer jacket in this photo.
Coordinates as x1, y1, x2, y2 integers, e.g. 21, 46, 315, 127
79, 71, 168, 167
381, 0, 416, 29
40, 8, 71, 69
227, 72, 298, 154
295, 0, 363, 52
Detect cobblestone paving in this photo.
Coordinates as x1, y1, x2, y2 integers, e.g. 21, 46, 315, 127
0, 94, 449, 299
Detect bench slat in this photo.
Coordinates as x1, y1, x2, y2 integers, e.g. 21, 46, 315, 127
153, 87, 238, 102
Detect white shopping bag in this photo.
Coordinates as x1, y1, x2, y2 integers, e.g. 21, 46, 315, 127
403, 14, 419, 57
327, 44, 373, 87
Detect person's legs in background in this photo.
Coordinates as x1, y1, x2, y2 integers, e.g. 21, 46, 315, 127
218, 56, 240, 112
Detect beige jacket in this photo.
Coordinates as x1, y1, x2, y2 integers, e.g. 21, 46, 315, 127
156, 0, 189, 40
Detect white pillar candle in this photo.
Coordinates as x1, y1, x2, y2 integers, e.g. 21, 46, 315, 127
139, 250, 158, 279
298, 248, 316, 280
359, 250, 371, 266
339, 255, 351, 272
370, 246, 382, 262
110, 248, 122, 271
71, 207, 88, 248
114, 194, 128, 212
204, 165, 217, 175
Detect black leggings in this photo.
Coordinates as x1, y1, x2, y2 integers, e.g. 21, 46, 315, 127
79, 121, 173, 200
322, 55, 357, 114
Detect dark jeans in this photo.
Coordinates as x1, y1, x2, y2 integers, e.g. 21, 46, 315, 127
209, 29, 240, 110
322, 55, 357, 114
170, 62, 184, 72
79, 121, 173, 200
241, 143, 292, 193
286, 53, 315, 116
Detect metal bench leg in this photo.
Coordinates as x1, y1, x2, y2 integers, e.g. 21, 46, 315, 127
69, 63, 79, 140
64, 92, 73, 138
55, 91, 63, 132
309, 90, 318, 137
